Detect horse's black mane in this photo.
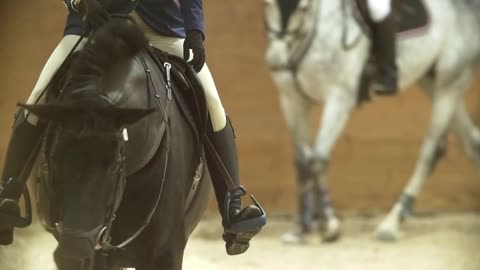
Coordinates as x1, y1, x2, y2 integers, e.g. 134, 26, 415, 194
61, 19, 147, 105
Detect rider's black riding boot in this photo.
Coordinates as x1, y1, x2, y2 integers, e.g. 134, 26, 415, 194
205, 116, 266, 256
370, 13, 398, 95
0, 109, 43, 245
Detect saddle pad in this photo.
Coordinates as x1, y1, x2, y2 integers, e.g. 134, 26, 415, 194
354, 0, 430, 38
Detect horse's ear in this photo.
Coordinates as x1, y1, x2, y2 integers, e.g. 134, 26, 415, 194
17, 103, 78, 122
107, 108, 156, 127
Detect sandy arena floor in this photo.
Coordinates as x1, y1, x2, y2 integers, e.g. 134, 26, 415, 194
0, 213, 479, 270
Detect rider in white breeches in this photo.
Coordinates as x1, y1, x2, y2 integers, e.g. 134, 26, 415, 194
25, 14, 226, 132
365, 0, 397, 95
0, 0, 266, 255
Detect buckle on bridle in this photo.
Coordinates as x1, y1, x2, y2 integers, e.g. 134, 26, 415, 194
95, 226, 110, 250
164, 62, 173, 100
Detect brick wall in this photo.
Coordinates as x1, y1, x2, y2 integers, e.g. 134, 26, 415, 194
1, 0, 479, 213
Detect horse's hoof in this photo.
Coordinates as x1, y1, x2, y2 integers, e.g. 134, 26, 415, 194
322, 218, 341, 242
322, 228, 341, 242
0, 229, 13, 245
375, 228, 398, 242
281, 228, 306, 245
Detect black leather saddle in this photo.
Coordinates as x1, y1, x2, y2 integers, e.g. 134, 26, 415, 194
354, 0, 430, 38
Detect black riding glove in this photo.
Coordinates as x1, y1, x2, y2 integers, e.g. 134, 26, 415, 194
183, 30, 206, 73
78, 0, 109, 31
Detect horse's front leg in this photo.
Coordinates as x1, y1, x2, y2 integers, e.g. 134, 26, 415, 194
376, 72, 471, 241
450, 102, 480, 168
311, 89, 356, 242
275, 83, 315, 244
135, 246, 185, 270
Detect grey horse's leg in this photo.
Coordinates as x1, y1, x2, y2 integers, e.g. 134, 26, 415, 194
311, 90, 356, 241
451, 103, 480, 168
276, 86, 315, 244
376, 71, 473, 241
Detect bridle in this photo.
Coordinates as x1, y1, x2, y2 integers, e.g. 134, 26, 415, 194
42, 115, 170, 253
39, 14, 175, 255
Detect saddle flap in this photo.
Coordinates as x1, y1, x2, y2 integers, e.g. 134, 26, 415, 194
123, 52, 169, 176
152, 49, 209, 139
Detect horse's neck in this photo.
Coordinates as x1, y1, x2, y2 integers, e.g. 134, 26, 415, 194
284, 0, 347, 65
295, 0, 369, 99
305, 0, 366, 68
314, 0, 361, 49
316, 0, 343, 34
108, 53, 169, 175
317, 0, 343, 21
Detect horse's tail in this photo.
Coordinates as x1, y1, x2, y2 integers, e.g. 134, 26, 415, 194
69, 19, 148, 85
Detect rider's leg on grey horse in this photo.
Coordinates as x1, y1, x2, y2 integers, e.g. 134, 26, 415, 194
367, 0, 398, 94
0, 35, 83, 245
200, 65, 266, 255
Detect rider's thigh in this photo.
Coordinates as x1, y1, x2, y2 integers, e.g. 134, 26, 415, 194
131, 11, 185, 56
131, 12, 227, 131
366, 0, 392, 22
196, 65, 227, 131
26, 35, 84, 124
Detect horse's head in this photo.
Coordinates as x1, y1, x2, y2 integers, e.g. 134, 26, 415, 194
24, 18, 150, 270
263, 0, 317, 69
22, 99, 152, 269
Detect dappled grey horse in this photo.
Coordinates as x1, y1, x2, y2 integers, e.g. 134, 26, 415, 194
264, 0, 480, 242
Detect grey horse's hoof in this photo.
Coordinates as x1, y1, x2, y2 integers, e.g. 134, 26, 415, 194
281, 226, 307, 245
321, 218, 341, 243
375, 229, 398, 242
322, 230, 341, 242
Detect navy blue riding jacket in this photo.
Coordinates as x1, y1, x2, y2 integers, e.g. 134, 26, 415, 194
64, 0, 205, 38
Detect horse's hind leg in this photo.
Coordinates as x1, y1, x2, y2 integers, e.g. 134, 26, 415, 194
451, 102, 480, 168
276, 86, 315, 244
311, 90, 356, 242
376, 72, 472, 241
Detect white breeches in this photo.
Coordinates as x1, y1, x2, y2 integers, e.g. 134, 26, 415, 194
366, 0, 392, 22
25, 35, 86, 125
131, 12, 227, 131
26, 13, 227, 131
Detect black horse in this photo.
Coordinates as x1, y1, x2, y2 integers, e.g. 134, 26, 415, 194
22, 19, 211, 270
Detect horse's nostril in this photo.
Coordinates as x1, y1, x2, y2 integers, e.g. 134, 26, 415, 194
54, 236, 96, 270
54, 250, 94, 270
